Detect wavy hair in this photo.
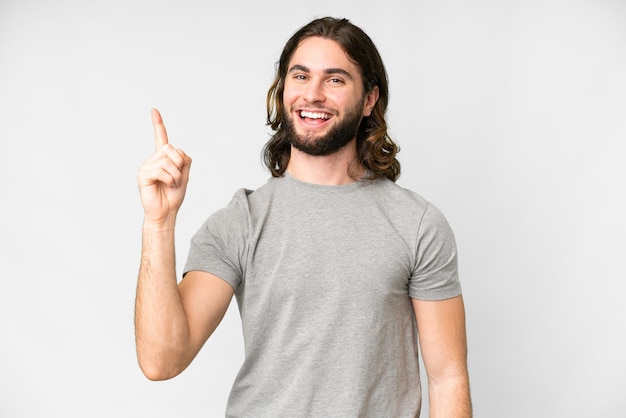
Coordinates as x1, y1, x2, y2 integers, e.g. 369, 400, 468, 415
263, 17, 401, 181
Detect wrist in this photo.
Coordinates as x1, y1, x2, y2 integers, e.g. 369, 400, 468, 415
142, 215, 177, 232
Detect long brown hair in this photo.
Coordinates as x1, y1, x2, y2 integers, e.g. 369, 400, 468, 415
263, 17, 401, 181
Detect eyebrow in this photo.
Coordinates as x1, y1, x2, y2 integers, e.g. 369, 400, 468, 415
288, 64, 354, 80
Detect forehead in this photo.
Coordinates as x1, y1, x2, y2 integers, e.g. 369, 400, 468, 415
288, 36, 362, 79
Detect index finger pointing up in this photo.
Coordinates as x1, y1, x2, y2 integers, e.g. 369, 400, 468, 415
151, 108, 169, 150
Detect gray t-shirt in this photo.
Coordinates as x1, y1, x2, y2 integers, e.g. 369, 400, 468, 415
184, 173, 462, 417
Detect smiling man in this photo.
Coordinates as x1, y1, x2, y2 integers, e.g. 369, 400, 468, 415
136, 17, 471, 417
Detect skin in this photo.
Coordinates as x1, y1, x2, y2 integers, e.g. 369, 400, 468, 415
413, 296, 472, 417
135, 36, 471, 416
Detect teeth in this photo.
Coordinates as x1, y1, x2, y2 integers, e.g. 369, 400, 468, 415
300, 111, 331, 120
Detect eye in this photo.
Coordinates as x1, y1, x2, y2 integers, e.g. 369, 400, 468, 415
293, 74, 308, 81
328, 77, 345, 85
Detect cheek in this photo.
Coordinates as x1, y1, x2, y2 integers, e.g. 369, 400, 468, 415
283, 80, 303, 99
282, 90, 299, 110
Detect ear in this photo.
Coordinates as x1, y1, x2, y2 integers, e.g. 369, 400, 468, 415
362, 85, 379, 117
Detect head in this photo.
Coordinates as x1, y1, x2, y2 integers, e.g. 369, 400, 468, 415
263, 17, 400, 181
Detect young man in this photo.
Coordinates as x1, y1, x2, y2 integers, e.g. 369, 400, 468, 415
136, 17, 471, 417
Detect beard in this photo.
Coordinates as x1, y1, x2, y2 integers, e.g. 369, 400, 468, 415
283, 100, 365, 156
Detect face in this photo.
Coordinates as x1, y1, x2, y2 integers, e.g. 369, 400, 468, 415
282, 36, 378, 156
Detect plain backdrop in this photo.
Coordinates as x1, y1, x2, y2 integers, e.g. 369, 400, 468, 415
1, 0, 625, 417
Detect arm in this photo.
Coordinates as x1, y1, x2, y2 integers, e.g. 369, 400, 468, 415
412, 295, 472, 417
135, 109, 234, 380
136, 234, 234, 380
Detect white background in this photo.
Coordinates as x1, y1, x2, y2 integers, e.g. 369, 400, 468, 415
1, 0, 625, 417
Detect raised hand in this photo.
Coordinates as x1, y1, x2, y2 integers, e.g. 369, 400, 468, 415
137, 108, 192, 228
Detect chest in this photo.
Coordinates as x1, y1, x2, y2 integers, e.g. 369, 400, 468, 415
241, 202, 416, 312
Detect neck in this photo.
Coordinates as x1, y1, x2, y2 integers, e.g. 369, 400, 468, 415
286, 139, 365, 186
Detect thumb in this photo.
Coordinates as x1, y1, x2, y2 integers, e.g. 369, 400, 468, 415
177, 148, 192, 175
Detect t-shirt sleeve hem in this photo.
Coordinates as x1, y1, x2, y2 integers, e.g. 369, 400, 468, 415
409, 283, 463, 301
182, 265, 240, 291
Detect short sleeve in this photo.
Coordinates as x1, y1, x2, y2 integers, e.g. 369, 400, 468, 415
409, 203, 462, 300
183, 189, 250, 290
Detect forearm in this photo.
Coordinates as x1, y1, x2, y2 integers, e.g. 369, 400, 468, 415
412, 296, 472, 417
428, 373, 472, 418
135, 222, 190, 380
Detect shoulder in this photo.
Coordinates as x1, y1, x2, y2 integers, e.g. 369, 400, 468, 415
214, 176, 279, 216
368, 177, 426, 202
208, 188, 252, 224
372, 178, 455, 238
203, 177, 287, 229
367, 178, 432, 219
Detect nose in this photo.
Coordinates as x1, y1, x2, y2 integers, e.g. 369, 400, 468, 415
303, 78, 325, 104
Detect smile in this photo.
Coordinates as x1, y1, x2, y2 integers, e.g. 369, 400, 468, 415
299, 110, 332, 120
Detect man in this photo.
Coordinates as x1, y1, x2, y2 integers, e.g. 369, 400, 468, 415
136, 17, 471, 417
